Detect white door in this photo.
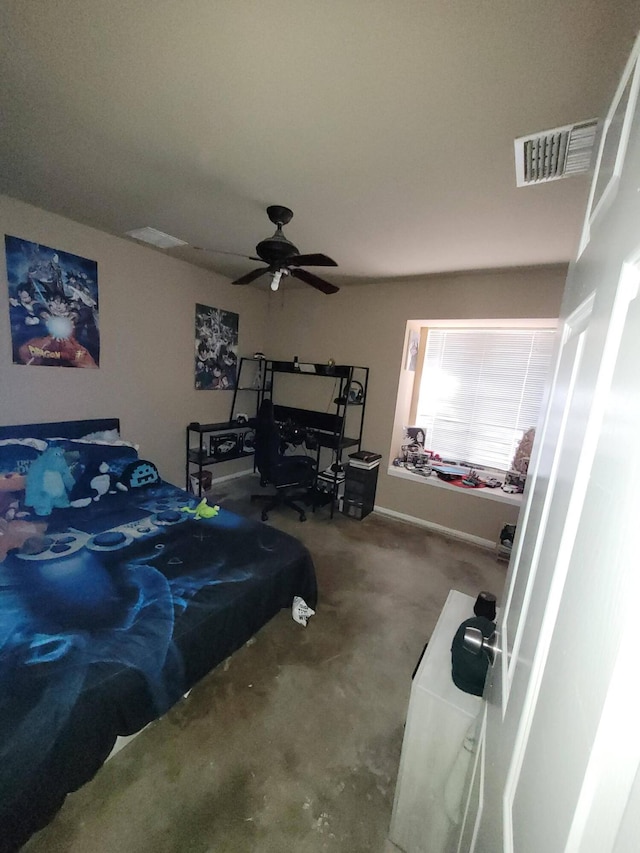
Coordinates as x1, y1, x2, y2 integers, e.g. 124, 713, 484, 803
458, 33, 640, 853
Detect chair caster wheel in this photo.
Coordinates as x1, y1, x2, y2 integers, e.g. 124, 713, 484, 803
261, 511, 269, 522
299, 514, 307, 522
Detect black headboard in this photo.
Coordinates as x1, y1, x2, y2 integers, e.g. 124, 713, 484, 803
0, 418, 120, 441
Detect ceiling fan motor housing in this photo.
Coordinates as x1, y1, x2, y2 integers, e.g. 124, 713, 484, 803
256, 229, 299, 265
256, 205, 299, 264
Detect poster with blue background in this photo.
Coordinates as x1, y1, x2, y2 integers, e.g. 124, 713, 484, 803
5, 235, 100, 367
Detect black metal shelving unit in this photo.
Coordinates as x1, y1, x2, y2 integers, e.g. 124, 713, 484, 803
186, 360, 265, 495
185, 420, 257, 496
229, 357, 265, 422
186, 357, 370, 513
259, 359, 370, 517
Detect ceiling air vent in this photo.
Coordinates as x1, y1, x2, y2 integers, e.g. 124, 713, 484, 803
514, 119, 598, 187
125, 226, 187, 249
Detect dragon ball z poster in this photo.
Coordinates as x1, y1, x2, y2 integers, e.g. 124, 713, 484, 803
5, 235, 100, 367
195, 303, 238, 390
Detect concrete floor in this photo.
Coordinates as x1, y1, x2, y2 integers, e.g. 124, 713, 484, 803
22, 475, 506, 853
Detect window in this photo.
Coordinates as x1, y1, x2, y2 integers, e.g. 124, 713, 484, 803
414, 326, 556, 471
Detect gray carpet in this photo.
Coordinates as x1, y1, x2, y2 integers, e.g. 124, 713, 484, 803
23, 476, 506, 853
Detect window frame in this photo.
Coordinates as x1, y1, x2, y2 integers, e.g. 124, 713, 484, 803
391, 317, 558, 500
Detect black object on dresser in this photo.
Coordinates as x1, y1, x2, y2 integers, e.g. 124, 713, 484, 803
342, 463, 379, 520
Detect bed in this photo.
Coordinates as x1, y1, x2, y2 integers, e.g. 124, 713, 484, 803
0, 418, 317, 852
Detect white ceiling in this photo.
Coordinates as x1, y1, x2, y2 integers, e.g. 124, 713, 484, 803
0, 1, 638, 288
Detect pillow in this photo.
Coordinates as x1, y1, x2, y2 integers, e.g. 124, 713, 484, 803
47, 439, 139, 504
48, 438, 138, 466
79, 430, 140, 450
81, 429, 121, 443
0, 437, 47, 451
119, 459, 160, 490
0, 439, 46, 476
68, 459, 127, 506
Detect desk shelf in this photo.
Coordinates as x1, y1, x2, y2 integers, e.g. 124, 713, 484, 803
187, 449, 256, 466
186, 419, 256, 496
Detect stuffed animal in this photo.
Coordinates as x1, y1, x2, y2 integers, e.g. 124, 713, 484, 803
24, 446, 75, 516
0, 472, 26, 520
180, 498, 220, 519
512, 427, 535, 475
0, 517, 48, 562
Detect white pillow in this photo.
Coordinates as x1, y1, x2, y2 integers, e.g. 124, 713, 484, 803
81, 429, 121, 443
0, 438, 47, 451
50, 435, 140, 451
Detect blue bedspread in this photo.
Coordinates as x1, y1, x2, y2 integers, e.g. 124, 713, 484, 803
0, 480, 317, 851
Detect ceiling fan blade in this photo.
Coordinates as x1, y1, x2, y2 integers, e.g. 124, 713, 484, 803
290, 268, 339, 295
286, 253, 337, 268
232, 267, 270, 285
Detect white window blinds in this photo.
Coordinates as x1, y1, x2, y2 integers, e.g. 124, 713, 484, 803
416, 327, 556, 470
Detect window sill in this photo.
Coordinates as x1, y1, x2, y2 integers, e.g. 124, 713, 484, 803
386, 465, 524, 507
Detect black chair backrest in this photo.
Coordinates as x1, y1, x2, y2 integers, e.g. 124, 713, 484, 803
254, 399, 281, 481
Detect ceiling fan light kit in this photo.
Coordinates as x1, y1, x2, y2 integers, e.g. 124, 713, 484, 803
270, 269, 287, 291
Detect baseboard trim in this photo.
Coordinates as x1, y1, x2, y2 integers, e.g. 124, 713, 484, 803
372, 504, 495, 550
209, 468, 254, 486
203, 474, 496, 550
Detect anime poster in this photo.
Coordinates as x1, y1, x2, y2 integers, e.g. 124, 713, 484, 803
5, 235, 100, 367
194, 303, 238, 390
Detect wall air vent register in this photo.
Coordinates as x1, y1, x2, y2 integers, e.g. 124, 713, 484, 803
514, 119, 598, 187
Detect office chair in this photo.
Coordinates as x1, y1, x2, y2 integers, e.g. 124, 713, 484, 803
251, 399, 316, 522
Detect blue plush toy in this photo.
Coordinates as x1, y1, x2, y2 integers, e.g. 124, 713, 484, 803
25, 446, 75, 516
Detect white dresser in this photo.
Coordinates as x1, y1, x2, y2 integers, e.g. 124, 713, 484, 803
390, 589, 482, 853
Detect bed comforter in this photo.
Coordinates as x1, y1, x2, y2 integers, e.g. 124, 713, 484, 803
0, 479, 317, 851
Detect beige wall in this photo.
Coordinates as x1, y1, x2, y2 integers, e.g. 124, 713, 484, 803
264, 266, 567, 543
0, 195, 269, 487
0, 194, 567, 543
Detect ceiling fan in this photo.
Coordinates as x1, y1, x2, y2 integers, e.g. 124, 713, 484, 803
230, 205, 339, 295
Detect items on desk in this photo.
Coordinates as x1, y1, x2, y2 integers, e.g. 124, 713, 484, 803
348, 450, 382, 470
320, 463, 346, 480
334, 380, 365, 406
316, 464, 346, 497
279, 419, 319, 452
209, 433, 242, 458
